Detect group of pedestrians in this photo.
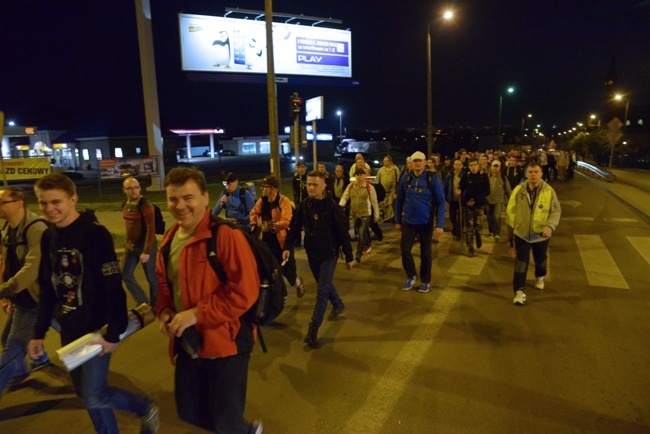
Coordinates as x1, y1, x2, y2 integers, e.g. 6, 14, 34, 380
0, 144, 563, 432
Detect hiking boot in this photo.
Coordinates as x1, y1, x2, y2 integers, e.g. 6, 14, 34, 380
535, 277, 545, 290
140, 403, 160, 433
475, 231, 482, 249
328, 303, 346, 321
402, 276, 417, 291
418, 283, 430, 293
295, 276, 306, 298
513, 290, 527, 305
247, 419, 264, 434
304, 326, 318, 347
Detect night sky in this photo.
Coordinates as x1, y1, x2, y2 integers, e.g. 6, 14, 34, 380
1, 0, 648, 139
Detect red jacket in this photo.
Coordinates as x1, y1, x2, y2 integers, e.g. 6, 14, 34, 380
155, 209, 259, 363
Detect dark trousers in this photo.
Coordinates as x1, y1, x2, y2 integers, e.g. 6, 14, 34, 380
449, 200, 461, 238
513, 236, 550, 293
264, 233, 298, 286
175, 350, 250, 433
400, 220, 434, 283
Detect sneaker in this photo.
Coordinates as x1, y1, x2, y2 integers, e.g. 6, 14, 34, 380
513, 290, 527, 305
328, 303, 346, 321
475, 231, 482, 249
362, 246, 372, 255
140, 403, 160, 434
247, 419, 264, 434
494, 235, 501, 242
535, 277, 545, 290
402, 276, 417, 291
295, 276, 306, 298
418, 283, 430, 293
31, 353, 51, 372
304, 326, 318, 347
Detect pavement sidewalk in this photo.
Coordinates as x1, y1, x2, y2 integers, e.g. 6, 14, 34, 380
589, 168, 650, 220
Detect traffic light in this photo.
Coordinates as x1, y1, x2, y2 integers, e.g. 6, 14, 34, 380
289, 92, 303, 118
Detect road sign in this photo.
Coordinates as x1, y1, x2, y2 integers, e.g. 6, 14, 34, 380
606, 131, 623, 147
607, 117, 623, 132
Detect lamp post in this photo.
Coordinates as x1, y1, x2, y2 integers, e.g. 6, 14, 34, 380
497, 87, 514, 148
610, 94, 630, 169
427, 10, 454, 158
336, 110, 343, 141
521, 113, 532, 142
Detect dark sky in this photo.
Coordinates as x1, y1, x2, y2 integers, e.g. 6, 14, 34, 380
1, 0, 648, 138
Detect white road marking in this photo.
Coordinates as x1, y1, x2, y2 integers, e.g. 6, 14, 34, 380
603, 218, 638, 223
627, 236, 650, 266
447, 238, 495, 275
574, 235, 629, 289
562, 217, 595, 221
343, 275, 468, 432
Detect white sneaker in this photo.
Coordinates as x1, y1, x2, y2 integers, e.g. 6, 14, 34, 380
535, 277, 545, 290
513, 290, 526, 305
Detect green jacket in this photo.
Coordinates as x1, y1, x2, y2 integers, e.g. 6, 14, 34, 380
506, 180, 561, 243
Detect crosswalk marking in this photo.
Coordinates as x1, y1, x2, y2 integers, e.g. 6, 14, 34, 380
344, 275, 467, 433
448, 239, 495, 275
574, 235, 629, 289
603, 218, 638, 223
627, 236, 650, 266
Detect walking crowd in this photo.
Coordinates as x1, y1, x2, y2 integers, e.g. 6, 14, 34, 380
0, 145, 566, 432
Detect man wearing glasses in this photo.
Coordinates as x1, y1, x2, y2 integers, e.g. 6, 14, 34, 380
0, 187, 50, 399
121, 177, 159, 307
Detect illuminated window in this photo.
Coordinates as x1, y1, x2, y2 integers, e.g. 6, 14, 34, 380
259, 141, 270, 154
241, 142, 256, 155
96, 149, 103, 160
82, 149, 90, 161
136, 147, 141, 155
114, 148, 123, 158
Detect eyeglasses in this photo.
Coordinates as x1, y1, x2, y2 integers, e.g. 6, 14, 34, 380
0, 200, 19, 206
124, 186, 141, 191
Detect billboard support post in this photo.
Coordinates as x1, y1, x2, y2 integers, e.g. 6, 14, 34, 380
312, 120, 318, 170
264, 0, 281, 180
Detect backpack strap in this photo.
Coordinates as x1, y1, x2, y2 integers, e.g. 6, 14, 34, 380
206, 215, 228, 283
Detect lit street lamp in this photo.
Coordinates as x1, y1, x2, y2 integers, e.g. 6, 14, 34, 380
497, 87, 514, 147
521, 113, 532, 139
427, 10, 454, 158
610, 94, 630, 169
336, 110, 343, 141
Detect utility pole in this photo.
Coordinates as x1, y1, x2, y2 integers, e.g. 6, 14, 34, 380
264, 0, 280, 180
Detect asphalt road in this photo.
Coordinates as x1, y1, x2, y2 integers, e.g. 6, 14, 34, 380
1, 172, 649, 433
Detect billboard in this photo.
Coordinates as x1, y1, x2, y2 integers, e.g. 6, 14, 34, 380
99, 157, 159, 180
179, 13, 352, 78
305, 96, 324, 122
1, 158, 51, 181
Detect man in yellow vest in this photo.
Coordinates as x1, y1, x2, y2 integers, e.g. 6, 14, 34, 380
506, 162, 561, 305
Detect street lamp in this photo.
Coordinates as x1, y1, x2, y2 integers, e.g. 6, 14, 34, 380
521, 113, 532, 138
336, 110, 343, 141
497, 87, 514, 148
610, 94, 630, 169
427, 10, 454, 158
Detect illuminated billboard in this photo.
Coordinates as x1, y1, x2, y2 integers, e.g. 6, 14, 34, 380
179, 13, 352, 78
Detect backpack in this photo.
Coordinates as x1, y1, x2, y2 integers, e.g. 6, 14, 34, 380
2, 218, 50, 309
405, 171, 434, 193
206, 215, 287, 353
122, 197, 165, 235
238, 182, 257, 214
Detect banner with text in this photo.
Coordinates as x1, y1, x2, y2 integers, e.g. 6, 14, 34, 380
2, 158, 51, 181
179, 13, 352, 78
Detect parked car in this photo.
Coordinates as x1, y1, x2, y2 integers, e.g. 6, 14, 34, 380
118, 163, 138, 177
281, 152, 304, 163
220, 149, 236, 156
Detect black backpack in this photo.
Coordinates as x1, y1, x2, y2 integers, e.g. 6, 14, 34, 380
206, 215, 287, 353
122, 197, 165, 235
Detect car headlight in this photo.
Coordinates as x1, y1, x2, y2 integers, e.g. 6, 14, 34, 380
291, 156, 296, 161
373, 160, 380, 165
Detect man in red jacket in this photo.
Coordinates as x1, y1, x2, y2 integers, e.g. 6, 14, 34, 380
155, 167, 262, 433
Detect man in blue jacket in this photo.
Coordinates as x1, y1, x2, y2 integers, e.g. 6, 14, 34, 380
212, 172, 255, 228
394, 151, 446, 293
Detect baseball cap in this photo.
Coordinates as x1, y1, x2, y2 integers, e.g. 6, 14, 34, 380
491, 161, 501, 167
223, 172, 238, 183
261, 175, 280, 189
411, 151, 426, 161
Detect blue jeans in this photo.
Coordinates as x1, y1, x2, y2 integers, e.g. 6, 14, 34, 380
69, 352, 151, 434
307, 257, 342, 329
121, 241, 159, 307
0, 304, 37, 393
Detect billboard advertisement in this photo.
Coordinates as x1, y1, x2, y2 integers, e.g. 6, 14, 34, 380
179, 13, 352, 78
99, 157, 159, 180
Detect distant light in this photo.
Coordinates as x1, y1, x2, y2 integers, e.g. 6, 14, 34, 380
169, 128, 224, 135
614, 94, 622, 100
527, 113, 532, 118
336, 110, 342, 116
590, 114, 596, 119
443, 10, 453, 20
507, 87, 514, 93
8, 121, 15, 126
537, 124, 541, 128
